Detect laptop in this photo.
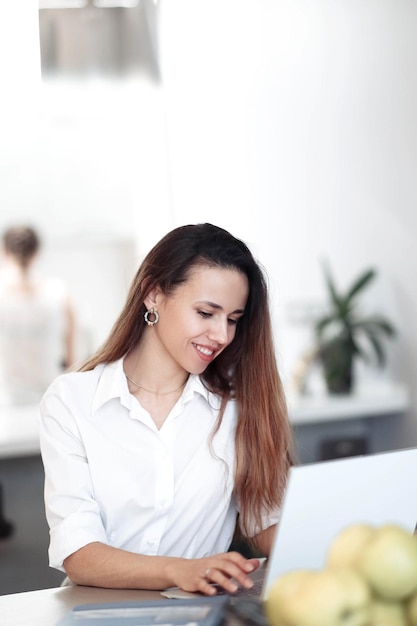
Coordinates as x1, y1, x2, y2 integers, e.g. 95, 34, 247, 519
162, 446, 417, 602
56, 597, 229, 626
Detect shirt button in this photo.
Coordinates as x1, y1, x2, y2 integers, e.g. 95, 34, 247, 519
146, 539, 155, 546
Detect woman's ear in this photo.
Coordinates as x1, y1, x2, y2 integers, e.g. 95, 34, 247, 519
143, 286, 162, 310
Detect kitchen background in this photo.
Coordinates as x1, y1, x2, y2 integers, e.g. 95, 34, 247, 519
1, 0, 417, 593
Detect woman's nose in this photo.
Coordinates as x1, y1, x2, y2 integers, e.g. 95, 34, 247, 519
208, 318, 229, 345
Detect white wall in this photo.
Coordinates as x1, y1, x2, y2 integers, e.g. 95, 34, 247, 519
0, 2, 171, 354
158, 0, 417, 448
158, 1, 264, 249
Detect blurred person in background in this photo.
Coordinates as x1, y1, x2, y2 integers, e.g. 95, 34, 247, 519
0, 225, 76, 538
0, 225, 76, 405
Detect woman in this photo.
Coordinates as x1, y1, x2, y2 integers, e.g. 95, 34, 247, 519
39, 223, 296, 595
0, 225, 75, 404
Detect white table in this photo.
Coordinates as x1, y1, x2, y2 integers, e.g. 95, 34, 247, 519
0, 585, 164, 626
287, 382, 410, 463
0, 383, 410, 460
288, 382, 409, 425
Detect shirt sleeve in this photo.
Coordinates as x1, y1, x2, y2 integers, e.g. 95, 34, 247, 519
244, 507, 281, 538
235, 494, 281, 538
39, 377, 108, 571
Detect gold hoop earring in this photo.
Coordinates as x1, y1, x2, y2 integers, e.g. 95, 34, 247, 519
144, 308, 159, 326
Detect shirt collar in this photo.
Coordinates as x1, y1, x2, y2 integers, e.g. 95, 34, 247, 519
92, 358, 129, 413
180, 374, 222, 412
91, 358, 220, 413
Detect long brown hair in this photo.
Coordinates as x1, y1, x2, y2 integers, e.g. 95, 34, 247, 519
81, 223, 296, 538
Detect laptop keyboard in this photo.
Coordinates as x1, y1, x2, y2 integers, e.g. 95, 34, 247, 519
222, 598, 268, 626
229, 579, 264, 598
212, 578, 263, 599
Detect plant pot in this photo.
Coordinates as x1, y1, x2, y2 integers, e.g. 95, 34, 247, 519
319, 340, 354, 395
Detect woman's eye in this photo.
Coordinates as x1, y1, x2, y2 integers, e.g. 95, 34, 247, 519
228, 318, 238, 326
198, 310, 212, 318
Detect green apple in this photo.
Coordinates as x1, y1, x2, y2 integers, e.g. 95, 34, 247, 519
358, 524, 417, 601
264, 570, 314, 626
264, 567, 371, 626
369, 598, 407, 626
327, 523, 376, 568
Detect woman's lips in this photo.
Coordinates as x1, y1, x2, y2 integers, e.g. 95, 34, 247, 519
193, 343, 216, 362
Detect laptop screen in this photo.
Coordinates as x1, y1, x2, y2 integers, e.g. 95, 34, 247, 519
263, 446, 417, 598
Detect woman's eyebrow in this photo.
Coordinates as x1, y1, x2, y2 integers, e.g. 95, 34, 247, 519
199, 300, 245, 315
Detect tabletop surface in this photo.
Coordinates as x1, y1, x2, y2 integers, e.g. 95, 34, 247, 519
1, 585, 165, 626
287, 381, 409, 424
0, 382, 410, 458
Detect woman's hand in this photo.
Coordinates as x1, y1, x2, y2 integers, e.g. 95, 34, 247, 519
168, 551, 261, 596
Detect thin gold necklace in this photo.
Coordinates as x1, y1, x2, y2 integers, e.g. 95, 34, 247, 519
125, 374, 187, 396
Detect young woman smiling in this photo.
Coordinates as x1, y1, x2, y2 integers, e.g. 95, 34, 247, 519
39, 223, 296, 595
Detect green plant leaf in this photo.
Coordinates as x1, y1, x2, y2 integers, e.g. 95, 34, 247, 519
353, 316, 396, 337
350, 336, 367, 361
363, 332, 386, 367
315, 314, 339, 336
345, 268, 376, 303
321, 260, 343, 310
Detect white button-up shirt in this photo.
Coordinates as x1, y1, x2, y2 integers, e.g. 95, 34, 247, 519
40, 359, 253, 571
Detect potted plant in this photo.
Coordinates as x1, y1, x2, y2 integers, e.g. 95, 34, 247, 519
315, 262, 396, 394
